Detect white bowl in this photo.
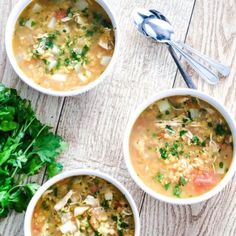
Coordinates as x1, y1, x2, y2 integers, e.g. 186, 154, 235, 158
123, 88, 236, 205
5, 0, 119, 97
24, 169, 141, 236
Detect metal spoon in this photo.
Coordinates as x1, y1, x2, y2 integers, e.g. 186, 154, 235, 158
132, 8, 196, 88
132, 8, 230, 85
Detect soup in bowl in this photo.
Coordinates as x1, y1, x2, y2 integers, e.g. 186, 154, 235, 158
24, 169, 140, 236
6, 0, 118, 96
124, 89, 236, 204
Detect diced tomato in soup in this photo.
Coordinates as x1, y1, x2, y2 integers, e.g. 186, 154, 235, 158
193, 171, 220, 193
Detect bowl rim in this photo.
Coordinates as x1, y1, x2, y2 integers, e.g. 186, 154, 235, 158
123, 88, 236, 205
24, 169, 141, 236
5, 0, 120, 97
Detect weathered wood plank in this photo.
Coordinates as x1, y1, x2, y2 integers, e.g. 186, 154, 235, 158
141, 0, 236, 235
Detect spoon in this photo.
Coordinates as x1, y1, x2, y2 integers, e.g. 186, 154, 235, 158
132, 8, 230, 85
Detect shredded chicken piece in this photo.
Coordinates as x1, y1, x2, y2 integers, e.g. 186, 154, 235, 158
54, 190, 73, 211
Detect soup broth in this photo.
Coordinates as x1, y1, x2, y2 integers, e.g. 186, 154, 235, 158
32, 175, 135, 235
130, 96, 233, 198
13, 0, 115, 91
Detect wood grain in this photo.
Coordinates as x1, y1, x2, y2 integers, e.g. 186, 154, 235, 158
1, 0, 235, 235
141, 0, 236, 235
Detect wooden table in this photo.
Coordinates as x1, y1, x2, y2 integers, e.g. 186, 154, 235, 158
0, 0, 236, 235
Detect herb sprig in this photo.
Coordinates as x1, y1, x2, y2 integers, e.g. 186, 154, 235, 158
0, 84, 66, 217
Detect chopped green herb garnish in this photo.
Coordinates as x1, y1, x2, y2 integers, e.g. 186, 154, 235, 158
154, 172, 163, 183
180, 176, 187, 185
101, 199, 109, 209
38, 33, 56, 50
164, 183, 171, 190
191, 135, 200, 145
173, 184, 181, 197
81, 8, 89, 17
165, 125, 174, 134
120, 222, 129, 228
170, 142, 179, 157
85, 25, 98, 37
66, 7, 74, 17
19, 17, 28, 26
159, 148, 168, 160
92, 11, 112, 28
215, 124, 227, 136
219, 162, 224, 168
70, 45, 90, 65
187, 110, 193, 121
31, 21, 36, 27
64, 58, 70, 66
207, 122, 213, 127
179, 130, 188, 137
152, 133, 158, 138
201, 140, 206, 147
165, 110, 170, 115
112, 215, 118, 221
56, 59, 61, 70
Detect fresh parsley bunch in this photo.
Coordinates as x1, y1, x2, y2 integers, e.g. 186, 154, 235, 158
0, 84, 66, 217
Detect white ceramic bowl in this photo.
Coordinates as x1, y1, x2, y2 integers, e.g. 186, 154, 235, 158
5, 0, 119, 97
24, 169, 140, 236
124, 88, 236, 205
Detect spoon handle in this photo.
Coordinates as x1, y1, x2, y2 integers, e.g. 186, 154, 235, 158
168, 46, 197, 89
177, 41, 230, 77
168, 41, 219, 85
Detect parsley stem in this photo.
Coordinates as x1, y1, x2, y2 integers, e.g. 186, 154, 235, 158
23, 124, 47, 154
11, 167, 18, 178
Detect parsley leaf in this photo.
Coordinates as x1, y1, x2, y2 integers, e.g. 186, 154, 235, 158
173, 184, 181, 197
154, 172, 164, 183
0, 84, 67, 217
179, 130, 188, 137
159, 148, 168, 160
215, 124, 227, 136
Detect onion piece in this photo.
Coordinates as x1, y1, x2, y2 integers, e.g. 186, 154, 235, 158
61, 17, 72, 22
47, 59, 57, 71
157, 99, 171, 114
52, 45, 60, 55
83, 195, 99, 206
74, 206, 90, 216
51, 73, 67, 82
100, 56, 112, 66
32, 3, 42, 13
104, 191, 113, 200
189, 108, 200, 120
48, 17, 56, 29
25, 19, 35, 30
78, 73, 88, 82
216, 166, 225, 174
54, 190, 73, 211
74, 64, 81, 73
59, 221, 77, 234
75, 0, 89, 10
74, 15, 86, 25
